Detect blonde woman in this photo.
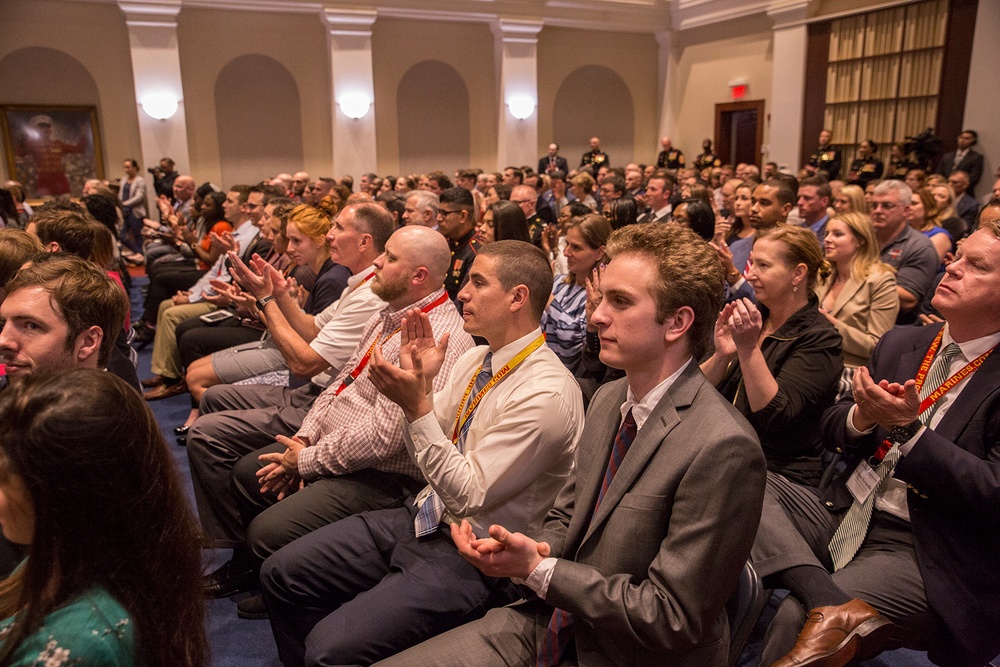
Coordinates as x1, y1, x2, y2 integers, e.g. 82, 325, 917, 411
831, 184, 866, 214
909, 188, 953, 264
928, 182, 966, 242
816, 211, 899, 397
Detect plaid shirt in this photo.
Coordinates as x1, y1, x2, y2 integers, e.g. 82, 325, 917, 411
296, 288, 474, 482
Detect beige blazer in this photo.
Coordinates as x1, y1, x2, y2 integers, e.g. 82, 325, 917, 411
815, 268, 898, 368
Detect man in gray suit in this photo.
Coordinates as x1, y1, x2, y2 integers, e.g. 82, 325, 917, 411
377, 223, 767, 667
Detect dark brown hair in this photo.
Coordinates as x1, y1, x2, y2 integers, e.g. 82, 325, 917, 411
0, 370, 208, 666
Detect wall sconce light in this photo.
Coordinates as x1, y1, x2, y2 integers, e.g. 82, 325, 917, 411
140, 93, 179, 120
507, 95, 535, 120
339, 94, 372, 119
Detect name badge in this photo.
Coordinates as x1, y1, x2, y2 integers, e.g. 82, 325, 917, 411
845, 462, 882, 504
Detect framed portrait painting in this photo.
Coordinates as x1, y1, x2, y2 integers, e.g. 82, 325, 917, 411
1, 105, 105, 200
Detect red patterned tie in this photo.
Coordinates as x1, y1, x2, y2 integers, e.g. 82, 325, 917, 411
536, 409, 637, 666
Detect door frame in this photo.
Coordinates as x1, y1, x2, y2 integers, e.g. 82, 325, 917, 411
714, 100, 766, 167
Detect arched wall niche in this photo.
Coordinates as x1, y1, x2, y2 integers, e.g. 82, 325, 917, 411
552, 65, 634, 169
396, 60, 471, 176
214, 54, 303, 188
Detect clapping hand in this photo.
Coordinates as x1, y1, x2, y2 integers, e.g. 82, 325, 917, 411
727, 298, 763, 354
584, 264, 604, 330
451, 520, 550, 580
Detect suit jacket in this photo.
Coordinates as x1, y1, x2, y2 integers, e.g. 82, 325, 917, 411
936, 149, 984, 192
814, 269, 898, 368
539, 155, 569, 175
820, 324, 1000, 667
537, 364, 766, 667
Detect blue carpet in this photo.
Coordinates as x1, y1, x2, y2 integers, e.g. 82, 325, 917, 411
130, 275, 946, 667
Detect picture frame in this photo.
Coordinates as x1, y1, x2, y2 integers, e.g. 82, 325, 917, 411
1, 104, 105, 200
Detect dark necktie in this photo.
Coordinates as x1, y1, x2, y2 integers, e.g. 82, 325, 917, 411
536, 409, 637, 666
413, 352, 493, 537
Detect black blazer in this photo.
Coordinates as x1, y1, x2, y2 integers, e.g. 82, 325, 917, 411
538, 155, 569, 176
936, 149, 984, 192
820, 323, 1000, 667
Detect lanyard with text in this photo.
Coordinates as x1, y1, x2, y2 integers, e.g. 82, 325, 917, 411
451, 334, 546, 443
871, 328, 993, 462
353, 271, 376, 291
333, 291, 450, 396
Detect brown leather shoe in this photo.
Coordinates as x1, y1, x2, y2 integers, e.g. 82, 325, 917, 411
769, 599, 892, 667
140, 374, 164, 389
143, 379, 187, 401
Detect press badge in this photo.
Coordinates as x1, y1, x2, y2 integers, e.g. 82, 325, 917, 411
845, 462, 881, 503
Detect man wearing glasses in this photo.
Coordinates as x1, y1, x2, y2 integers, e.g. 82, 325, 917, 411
511, 184, 547, 246
436, 187, 481, 304
869, 180, 938, 324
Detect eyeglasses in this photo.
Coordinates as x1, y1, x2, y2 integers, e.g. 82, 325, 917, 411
511, 199, 533, 206
869, 202, 898, 211
436, 208, 462, 219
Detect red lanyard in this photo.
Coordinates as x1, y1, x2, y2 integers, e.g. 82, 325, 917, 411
333, 291, 449, 396
872, 329, 993, 461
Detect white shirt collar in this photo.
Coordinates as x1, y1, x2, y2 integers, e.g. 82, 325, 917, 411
941, 323, 1000, 364
348, 264, 377, 288
487, 328, 545, 370
620, 357, 692, 431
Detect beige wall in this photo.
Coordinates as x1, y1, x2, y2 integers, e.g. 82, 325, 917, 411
0, 0, 141, 184
14, 0, 974, 191
537, 27, 659, 168
176, 7, 330, 187
668, 15, 775, 166
372, 18, 498, 176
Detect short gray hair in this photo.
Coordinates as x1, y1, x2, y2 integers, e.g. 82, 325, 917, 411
873, 179, 912, 206
407, 190, 439, 217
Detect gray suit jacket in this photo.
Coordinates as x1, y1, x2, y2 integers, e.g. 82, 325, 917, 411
537, 362, 766, 667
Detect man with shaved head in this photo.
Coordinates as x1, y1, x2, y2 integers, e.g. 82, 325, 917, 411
192, 224, 475, 615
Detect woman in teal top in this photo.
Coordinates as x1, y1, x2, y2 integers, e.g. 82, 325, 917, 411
0, 371, 207, 666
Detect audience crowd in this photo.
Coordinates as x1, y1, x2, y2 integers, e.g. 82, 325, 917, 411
0, 126, 998, 667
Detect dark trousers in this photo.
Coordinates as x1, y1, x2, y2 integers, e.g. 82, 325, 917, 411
261, 504, 520, 667
187, 383, 317, 547
232, 454, 425, 568
176, 316, 262, 368
141, 263, 204, 325
751, 472, 935, 663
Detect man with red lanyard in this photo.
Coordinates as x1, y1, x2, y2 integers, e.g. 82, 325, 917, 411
753, 222, 1000, 667
191, 224, 473, 613
259, 241, 585, 667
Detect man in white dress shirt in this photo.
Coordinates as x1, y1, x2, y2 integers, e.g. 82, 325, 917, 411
259, 240, 584, 667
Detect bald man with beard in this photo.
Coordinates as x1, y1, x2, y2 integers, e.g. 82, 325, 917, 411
192, 226, 475, 607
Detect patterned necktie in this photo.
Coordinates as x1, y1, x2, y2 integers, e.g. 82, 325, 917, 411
828, 342, 961, 570
413, 353, 493, 538
536, 409, 637, 667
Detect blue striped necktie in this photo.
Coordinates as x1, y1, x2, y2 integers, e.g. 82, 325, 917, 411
413, 352, 493, 538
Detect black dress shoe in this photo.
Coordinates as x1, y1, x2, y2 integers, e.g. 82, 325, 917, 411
132, 325, 156, 350
174, 424, 191, 436
236, 593, 269, 620
203, 559, 257, 598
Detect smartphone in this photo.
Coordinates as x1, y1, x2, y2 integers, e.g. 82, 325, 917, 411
199, 309, 234, 325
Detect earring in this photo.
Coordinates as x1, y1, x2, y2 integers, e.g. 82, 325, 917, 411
793, 285, 798, 293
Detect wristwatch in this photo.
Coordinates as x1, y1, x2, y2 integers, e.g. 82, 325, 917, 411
889, 419, 922, 445
255, 295, 276, 311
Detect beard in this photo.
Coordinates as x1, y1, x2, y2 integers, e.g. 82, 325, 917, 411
371, 272, 409, 303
